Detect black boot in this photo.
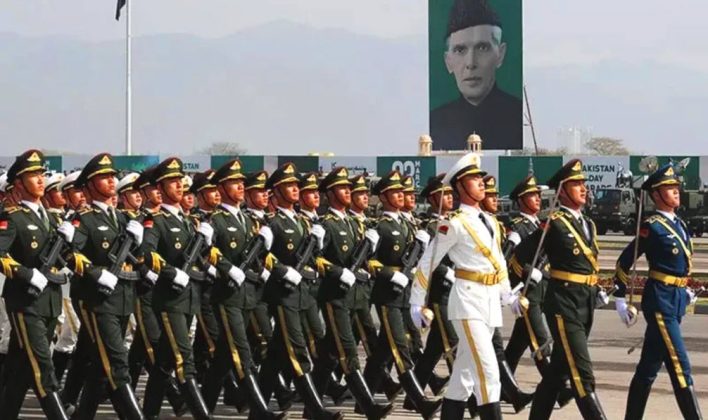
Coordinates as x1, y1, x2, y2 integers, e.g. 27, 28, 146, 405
112, 384, 145, 420
164, 376, 189, 416
557, 386, 574, 408
325, 373, 351, 406
576, 392, 607, 420
467, 395, 478, 419
75, 380, 105, 420
428, 373, 450, 396
242, 374, 288, 420
499, 360, 534, 413
346, 371, 393, 420
529, 379, 559, 420
440, 398, 466, 420
380, 371, 402, 400
398, 370, 442, 420
223, 371, 249, 412
274, 373, 295, 411
0, 381, 28, 420
39, 391, 70, 420
477, 402, 502, 420
675, 386, 703, 420
294, 373, 343, 420
142, 372, 167, 418
53, 351, 71, 385
624, 377, 652, 420
179, 377, 212, 420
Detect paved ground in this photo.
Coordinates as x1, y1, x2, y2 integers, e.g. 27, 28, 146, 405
17, 310, 707, 419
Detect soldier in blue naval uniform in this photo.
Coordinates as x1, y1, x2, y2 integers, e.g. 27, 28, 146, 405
614, 163, 703, 420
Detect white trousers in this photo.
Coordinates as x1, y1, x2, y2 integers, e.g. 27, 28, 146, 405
0, 298, 10, 354
447, 318, 501, 404
54, 298, 80, 353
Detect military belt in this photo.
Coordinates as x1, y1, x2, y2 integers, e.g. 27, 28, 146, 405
454, 269, 502, 285
648, 270, 689, 288
550, 269, 598, 286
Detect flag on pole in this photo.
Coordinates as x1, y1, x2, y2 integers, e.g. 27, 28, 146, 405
115, 0, 126, 20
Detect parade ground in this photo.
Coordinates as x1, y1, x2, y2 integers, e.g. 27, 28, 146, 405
17, 309, 707, 419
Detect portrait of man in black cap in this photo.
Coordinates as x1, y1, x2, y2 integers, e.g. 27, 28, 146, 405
430, 0, 522, 151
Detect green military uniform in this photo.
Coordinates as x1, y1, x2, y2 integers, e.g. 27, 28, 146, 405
0, 150, 71, 419
411, 175, 458, 396
139, 157, 211, 420
362, 171, 441, 420
310, 167, 393, 419
346, 175, 379, 360
519, 160, 608, 420
68, 153, 144, 419
257, 162, 342, 420
199, 160, 285, 419
503, 176, 553, 373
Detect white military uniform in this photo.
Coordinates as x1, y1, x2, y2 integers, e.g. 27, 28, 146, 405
411, 202, 511, 405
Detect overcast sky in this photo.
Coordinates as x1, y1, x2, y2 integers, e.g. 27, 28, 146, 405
4, 0, 708, 154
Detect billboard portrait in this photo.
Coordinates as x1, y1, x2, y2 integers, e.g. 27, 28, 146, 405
429, 0, 523, 151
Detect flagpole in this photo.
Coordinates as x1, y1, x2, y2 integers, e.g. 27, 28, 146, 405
125, 0, 132, 155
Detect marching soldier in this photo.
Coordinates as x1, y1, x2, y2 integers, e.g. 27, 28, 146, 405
200, 159, 286, 419
614, 163, 703, 419
117, 172, 142, 212
516, 159, 608, 419
479, 175, 534, 414
311, 167, 393, 419
411, 154, 514, 420
411, 174, 457, 397
67, 153, 144, 419
257, 162, 343, 420
138, 157, 212, 419
0, 150, 71, 419
299, 172, 320, 222
127, 169, 188, 417
181, 175, 195, 215
362, 170, 441, 419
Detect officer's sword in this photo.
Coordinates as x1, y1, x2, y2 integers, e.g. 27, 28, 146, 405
625, 190, 645, 327
628, 285, 705, 354
521, 180, 566, 297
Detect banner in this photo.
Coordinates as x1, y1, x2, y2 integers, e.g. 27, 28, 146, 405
630, 155, 700, 190
210, 155, 264, 173
498, 156, 562, 196
318, 156, 377, 176
377, 156, 436, 191
429, 0, 523, 151
161, 155, 211, 172
564, 156, 630, 194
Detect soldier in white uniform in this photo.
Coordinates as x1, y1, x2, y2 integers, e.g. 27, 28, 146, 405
411, 153, 518, 420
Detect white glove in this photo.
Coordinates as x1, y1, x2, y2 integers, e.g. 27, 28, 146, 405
444, 267, 455, 284
415, 230, 431, 249
145, 270, 159, 285
260, 268, 271, 283
364, 229, 380, 250
57, 221, 75, 243
228, 266, 246, 286
97, 269, 118, 291
173, 268, 190, 288
258, 226, 274, 250
529, 268, 543, 284
596, 289, 610, 308
126, 220, 144, 246
410, 305, 431, 328
686, 288, 699, 305
339, 268, 356, 287
615, 297, 634, 326
29, 268, 48, 292
207, 265, 218, 278
390, 271, 409, 289
509, 295, 524, 317
284, 266, 302, 286
506, 231, 521, 247
197, 222, 214, 246
310, 224, 326, 250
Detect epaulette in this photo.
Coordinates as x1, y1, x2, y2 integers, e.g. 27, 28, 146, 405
323, 213, 337, 221
213, 209, 228, 216
6, 206, 20, 214
78, 208, 92, 215
550, 210, 565, 220
159, 210, 171, 218
448, 209, 463, 220
645, 215, 663, 224
511, 217, 523, 225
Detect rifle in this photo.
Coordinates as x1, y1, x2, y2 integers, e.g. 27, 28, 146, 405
286, 233, 318, 290
398, 238, 425, 293
32, 232, 70, 296
173, 217, 210, 291
102, 215, 145, 296
348, 237, 372, 283
235, 234, 265, 288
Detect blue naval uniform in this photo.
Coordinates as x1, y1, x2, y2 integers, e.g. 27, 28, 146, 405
614, 211, 694, 390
